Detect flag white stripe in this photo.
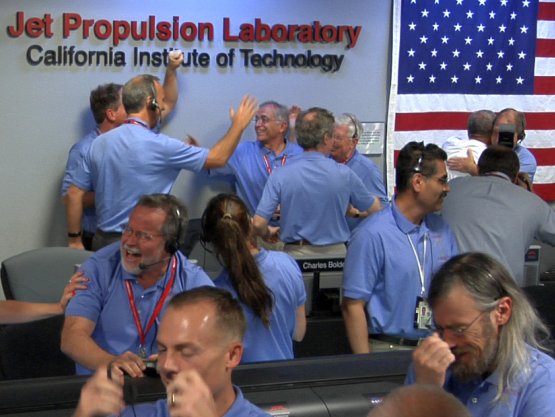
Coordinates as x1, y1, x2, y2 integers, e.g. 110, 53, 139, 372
537, 20, 555, 39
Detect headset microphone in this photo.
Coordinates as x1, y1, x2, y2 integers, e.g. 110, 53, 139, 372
138, 257, 171, 271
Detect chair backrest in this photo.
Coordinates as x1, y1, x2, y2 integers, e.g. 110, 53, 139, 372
523, 284, 555, 340
0, 315, 74, 380
188, 240, 222, 279
1, 247, 93, 303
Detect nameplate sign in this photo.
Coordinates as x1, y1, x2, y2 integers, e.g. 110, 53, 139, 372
295, 258, 344, 273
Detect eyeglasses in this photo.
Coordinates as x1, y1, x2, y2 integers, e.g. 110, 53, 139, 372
433, 310, 487, 338
254, 115, 279, 124
122, 226, 164, 242
427, 175, 449, 186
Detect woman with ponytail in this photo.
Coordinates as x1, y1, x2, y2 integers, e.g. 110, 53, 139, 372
201, 193, 306, 362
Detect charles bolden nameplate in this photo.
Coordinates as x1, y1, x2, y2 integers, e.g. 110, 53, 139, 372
295, 258, 344, 273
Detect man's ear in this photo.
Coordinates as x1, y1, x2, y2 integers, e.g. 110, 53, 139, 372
494, 296, 512, 326
105, 108, 116, 123
226, 342, 243, 369
411, 173, 425, 192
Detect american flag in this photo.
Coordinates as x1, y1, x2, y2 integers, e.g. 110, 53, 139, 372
387, 0, 555, 200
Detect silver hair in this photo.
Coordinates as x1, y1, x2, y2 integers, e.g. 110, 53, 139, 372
259, 101, 289, 125
429, 252, 550, 402
335, 113, 363, 140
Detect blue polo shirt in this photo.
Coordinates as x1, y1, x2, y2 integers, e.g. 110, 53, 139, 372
124, 386, 271, 417
514, 144, 537, 182
343, 198, 458, 339
405, 346, 555, 417
210, 139, 303, 215
62, 129, 99, 233
345, 150, 388, 231
256, 151, 375, 245
71, 118, 209, 232
65, 242, 214, 375
214, 249, 306, 363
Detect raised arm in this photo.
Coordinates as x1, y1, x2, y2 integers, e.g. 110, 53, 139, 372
161, 50, 184, 120
203, 96, 258, 169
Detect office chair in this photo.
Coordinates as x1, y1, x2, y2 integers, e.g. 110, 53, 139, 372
0, 315, 74, 380
1, 247, 93, 303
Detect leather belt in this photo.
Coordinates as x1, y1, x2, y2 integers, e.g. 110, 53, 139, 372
370, 334, 421, 347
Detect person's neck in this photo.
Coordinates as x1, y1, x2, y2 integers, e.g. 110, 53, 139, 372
214, 381, 237, 417
264, 137, 286, 154
337, 148, 356, 164
136, 261, 170, 289
468, 134, 490, 145
395, 193, 425, 225
97, 121, 114, 134
128, 111, 154, 129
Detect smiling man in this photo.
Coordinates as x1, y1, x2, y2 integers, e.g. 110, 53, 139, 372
342, 142, 458, 353
62, 194, 214, 376
407, 252, 555, 417
209, 101, 303, 218
72, 287, 270, 417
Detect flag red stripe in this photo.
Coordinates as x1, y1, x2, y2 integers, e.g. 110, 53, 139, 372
529, 148, 555, 165
535, 39, 555, 57
534, 76, 555, 94
538, 2, 555, 20
532, 184, 555, 200
395, 112, 469, 131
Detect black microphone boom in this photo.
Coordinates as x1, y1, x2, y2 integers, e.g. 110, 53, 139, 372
138, 257, 171, 270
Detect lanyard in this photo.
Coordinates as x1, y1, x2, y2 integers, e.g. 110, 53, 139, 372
407, 232, 427, 295
125, 256, 177, 354
263, 154, 287, 175
124, 118, 149, 129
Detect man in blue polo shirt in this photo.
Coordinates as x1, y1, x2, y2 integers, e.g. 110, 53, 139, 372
62, 194, 214, 376
407, 252, 555, 417
331, 113, 388, 231
66, 73, 257, 250
342, 141, 458, 353
253, 107, 381, 257
72, 287, 270, 417
62, 52, 185, 250
210, 101, 303, 218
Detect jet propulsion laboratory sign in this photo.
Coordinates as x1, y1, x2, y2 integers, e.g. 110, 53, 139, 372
6, 12, 363, 72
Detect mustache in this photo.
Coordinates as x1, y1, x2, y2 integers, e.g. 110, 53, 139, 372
122, 244, 141, 255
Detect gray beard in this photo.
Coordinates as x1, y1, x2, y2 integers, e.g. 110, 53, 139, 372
452, 319, 498, 383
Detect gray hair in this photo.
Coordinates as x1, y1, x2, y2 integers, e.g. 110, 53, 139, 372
135, 193, 189, 247
259, 101, 289, 125
295, 107, 334, 150
429, 252, 550, 402
122, 74, 160, 114
467, 110, 496, 140
335, 113, 363, 140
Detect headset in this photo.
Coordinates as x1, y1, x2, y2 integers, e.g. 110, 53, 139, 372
165, 206, 183, 254
147, 76, 159, 112
346, 113, 359, 139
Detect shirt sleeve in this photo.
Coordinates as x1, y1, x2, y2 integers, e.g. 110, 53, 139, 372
255, 174, 280, 220
343, 226, 383, 302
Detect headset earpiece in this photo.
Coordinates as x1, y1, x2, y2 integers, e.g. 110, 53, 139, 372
147, 77, 159, 112
165, 207, 182, 254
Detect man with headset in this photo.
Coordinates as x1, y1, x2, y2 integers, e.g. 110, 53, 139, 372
62, 52, 184, 250
62, 194, 214, 376
66, 72, 257, 250
330, 113, 388, 231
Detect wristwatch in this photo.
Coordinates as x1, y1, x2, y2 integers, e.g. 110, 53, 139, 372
68, 231, 82, 238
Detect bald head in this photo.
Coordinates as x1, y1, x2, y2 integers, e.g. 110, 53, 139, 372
367, 385, 471, 417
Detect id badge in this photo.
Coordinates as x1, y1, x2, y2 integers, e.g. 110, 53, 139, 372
138, 345, 148, 359
414, 296, 432, 330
